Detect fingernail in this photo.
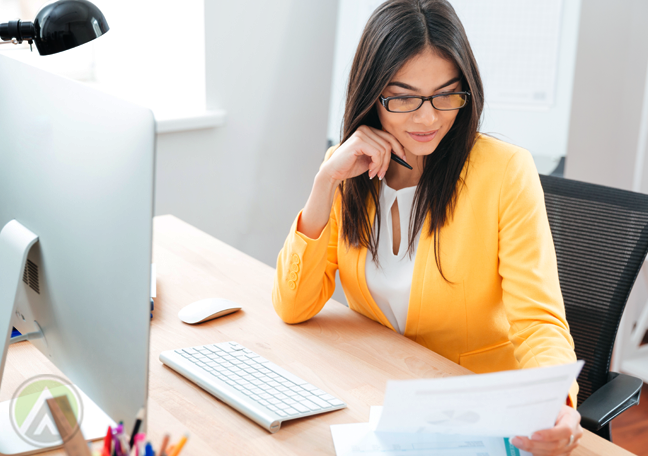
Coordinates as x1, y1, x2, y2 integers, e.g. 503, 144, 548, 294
378, 175, 383, 181
510, 437, 522, 448
402, 155, 408, 162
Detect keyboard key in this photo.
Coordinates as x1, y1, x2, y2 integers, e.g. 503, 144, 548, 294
274, 370, 307, 386
293, 404, 309, 413
268, 398, 281, 405
285, 408, 299, 415
276, 410, 287, 417
275, 393, 288, 400
300, 400, 321, 411
276, 386, 289, 392
267, 405, 278, 411
310, 397, 330, 408
312, 389, 327, 396
259, 399, 270, 406
302, 384, 317, 391
328, 399, 344, 406
321, 394, 336, 401
284, 399, 297, 406
259, 393, 272, 400
276, 402, 291, 410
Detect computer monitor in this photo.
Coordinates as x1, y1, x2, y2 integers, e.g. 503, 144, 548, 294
0, 54, 154, 454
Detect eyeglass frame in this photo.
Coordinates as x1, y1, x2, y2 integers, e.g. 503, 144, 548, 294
379, 91, 471, 113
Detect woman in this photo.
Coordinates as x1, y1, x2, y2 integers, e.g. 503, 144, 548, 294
272, 1, 582, 454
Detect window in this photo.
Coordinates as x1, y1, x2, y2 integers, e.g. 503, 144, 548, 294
1, 0, 206, 117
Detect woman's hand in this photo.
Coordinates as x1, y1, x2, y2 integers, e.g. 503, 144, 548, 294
320, 125, 407, 183
511, 405, 583, 456
297, 125, 406, 239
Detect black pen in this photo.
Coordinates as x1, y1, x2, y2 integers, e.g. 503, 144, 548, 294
128, 407, 145, 449
391, 152, 413, 170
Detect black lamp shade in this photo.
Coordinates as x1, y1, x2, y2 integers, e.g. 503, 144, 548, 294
34, 0, 109, 56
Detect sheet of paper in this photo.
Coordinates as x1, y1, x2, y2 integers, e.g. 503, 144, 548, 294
331, 419, 530, 456
376, 362, 583, 437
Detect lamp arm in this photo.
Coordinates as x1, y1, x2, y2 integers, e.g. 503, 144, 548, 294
0, 20, 35, 45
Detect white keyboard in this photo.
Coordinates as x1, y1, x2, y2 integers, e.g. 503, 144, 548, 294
159, 341, 346, 433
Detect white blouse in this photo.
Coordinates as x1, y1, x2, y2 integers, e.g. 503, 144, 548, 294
365, 180, 421, 335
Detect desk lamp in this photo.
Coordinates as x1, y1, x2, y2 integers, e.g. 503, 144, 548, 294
0, 0, 108, 55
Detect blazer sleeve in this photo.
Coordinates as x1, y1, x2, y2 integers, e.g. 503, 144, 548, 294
272, 148, 340, 324
498, 149, 579, 407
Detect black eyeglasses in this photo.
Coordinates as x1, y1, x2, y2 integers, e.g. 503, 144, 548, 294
379, 92, 471, 113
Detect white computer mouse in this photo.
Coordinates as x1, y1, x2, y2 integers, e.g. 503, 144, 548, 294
178, 298, 242, 324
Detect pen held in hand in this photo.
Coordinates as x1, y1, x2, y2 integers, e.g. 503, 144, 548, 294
390, 153, 413, 170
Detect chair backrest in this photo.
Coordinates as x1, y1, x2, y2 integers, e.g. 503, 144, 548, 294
540, 175, 648, 407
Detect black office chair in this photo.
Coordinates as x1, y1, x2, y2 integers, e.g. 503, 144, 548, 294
540, 174, 646, 441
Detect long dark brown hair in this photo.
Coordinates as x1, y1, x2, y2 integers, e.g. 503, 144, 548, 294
339, 0, 484, 279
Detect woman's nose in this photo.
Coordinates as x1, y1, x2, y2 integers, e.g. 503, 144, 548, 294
412, 99, 438, 126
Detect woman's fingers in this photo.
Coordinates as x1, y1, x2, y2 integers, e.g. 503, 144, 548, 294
511, 405, 583, 456
356, 127, 392, 179
374, 128, 407, 164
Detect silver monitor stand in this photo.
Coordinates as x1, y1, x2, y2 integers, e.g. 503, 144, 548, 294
0, 54, 155, 454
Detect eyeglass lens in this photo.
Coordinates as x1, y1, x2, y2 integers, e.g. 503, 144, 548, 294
387, 93, 467, 112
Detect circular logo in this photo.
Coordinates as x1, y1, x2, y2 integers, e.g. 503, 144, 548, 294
9, 374, 84, 448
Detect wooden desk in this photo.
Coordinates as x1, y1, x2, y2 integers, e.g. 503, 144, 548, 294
0, 215, 635, 455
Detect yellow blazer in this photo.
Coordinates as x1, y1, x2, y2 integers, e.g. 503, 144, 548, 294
272, 134, 578, 406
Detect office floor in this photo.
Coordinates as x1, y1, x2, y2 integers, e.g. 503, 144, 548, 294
612, 383, 648, 456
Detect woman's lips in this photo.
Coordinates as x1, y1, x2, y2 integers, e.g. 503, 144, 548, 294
407, 129, 438, 143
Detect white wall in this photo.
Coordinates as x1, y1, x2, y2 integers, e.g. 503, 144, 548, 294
565, 0, 648, 190
154, 1, 339, 267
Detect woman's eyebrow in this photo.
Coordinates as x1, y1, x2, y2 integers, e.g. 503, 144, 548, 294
386, 76, 461, 93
